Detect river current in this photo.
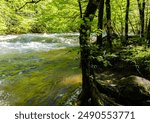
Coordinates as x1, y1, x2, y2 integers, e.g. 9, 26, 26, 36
0, 33, 79, 54
0, 33, 81, 106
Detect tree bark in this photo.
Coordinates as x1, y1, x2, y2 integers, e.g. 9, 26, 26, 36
79, 0, 98, 105
137, 0, 145, 38
78, 0, 83, 18
124, 0, 130, 43
106, 0, 112, 49
147, 20, 150, 47
97, 0, 104, 48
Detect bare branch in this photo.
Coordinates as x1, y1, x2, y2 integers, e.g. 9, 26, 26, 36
16, 0, 42, 11
78, 0, 83, 18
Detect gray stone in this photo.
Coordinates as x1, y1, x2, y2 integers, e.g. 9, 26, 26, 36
118, 75, 150, 102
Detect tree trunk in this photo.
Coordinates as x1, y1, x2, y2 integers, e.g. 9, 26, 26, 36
78, 0, 82, 18
79, 0, 98, 105
124, 0, 130, 43
147, 20, 150, 47
106, 0, 112, 49
137, 0, 145, 38
97, 0, 104, 48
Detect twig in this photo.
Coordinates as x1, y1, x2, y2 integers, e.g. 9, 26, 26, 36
16, 0, 42, 11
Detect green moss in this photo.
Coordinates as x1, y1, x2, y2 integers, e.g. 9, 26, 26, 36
0, 47, 81, 105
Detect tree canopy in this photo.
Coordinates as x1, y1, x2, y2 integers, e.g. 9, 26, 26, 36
0, 0, 149, 35
0, 0, 84, 34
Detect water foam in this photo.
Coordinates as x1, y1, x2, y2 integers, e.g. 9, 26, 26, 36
0, 33, 79, 54
0, 35, 18, 41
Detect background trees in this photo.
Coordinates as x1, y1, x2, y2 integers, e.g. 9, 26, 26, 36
0, 0, 149, 37
137, 0, 146, 38
0, 0, 83, 34
97, 0, 104, 47
125, 0, 130, 43
79, 0, 150, 105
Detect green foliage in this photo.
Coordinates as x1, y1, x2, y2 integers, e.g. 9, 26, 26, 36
95, 29, 104, 36
114, 46, 150, 78
0, 0, 84, 34
0, 0, 35, 34
0, 0, 149, 34
96, 52, 115, 67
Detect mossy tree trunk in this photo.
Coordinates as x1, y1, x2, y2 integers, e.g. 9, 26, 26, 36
79, 0, 98, 105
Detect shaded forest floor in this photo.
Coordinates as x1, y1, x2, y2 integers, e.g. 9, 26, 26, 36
91, 44, 150, 106
95, 45, 150, 79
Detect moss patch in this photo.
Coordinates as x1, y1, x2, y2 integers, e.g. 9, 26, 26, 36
0, 47, 81, 105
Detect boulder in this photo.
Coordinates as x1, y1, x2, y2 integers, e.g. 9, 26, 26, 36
118, 75, 150, 105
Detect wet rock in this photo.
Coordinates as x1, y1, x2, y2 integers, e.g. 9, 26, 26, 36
94, 74, 150, 105
65, 87, 82, 106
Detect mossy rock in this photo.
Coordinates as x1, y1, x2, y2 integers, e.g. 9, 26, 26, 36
118, 75, 150, 104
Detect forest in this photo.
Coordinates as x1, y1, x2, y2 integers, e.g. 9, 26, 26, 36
0, 0, 150, 106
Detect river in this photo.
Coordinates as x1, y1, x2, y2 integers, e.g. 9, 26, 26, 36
0, 33, 81, 106
0, 33, 79, 54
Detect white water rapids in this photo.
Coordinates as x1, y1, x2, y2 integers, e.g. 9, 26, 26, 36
0, 33, 79, 54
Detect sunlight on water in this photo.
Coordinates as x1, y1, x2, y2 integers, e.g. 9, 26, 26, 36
0, 80, 3, 84
0, 42, 65, 54
0, 35, 18, 41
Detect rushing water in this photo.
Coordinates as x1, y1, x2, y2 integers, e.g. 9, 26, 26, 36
0, 33, 79, 54
0, 33, 81, 106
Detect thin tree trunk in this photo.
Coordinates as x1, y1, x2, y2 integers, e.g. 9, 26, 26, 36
141, 0, 145, 37
78, 0, 83, 18
147, 20, 150, 47
137, 0, 145, 38
106, 0, 112, 49
129, 18, 136, 34
97, 0, 104, 48
145, 0, 149, 31
124, 0, 130, 43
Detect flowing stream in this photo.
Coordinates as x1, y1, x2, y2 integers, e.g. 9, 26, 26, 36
0, 33, 81, 106
0, 33, 79, 54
